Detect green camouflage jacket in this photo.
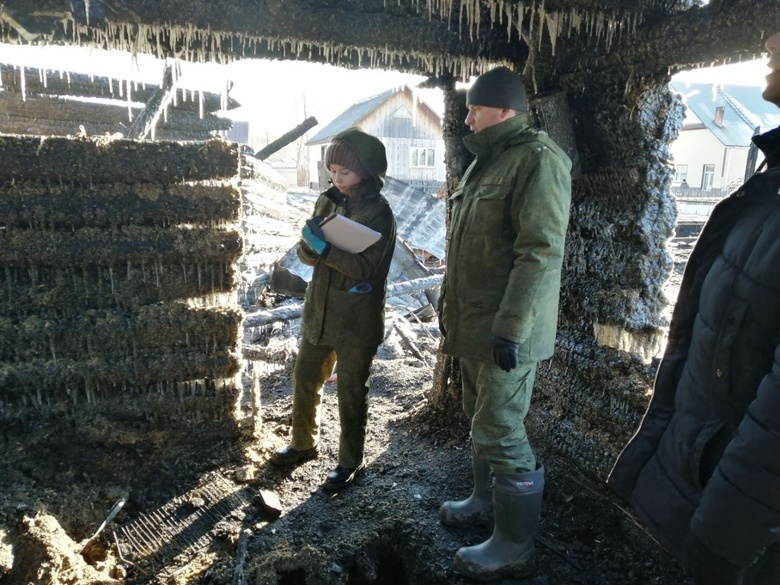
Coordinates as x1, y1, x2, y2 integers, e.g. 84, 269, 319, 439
299, 185, 396, 347
440, 113, 572, 362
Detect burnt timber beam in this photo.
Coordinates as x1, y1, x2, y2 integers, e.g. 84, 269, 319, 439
254, 116, 319, 161
1, 1, 771, 88
0, 65, 240, 112
0, 0, 529, 78
557, 0, 779, 80
126, 63, 175, 140
0, 89, 230, 139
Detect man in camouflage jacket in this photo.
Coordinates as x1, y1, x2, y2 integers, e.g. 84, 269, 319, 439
438, 66, 572, 581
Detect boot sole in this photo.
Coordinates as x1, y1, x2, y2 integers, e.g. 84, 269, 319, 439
453, 554, 536, 581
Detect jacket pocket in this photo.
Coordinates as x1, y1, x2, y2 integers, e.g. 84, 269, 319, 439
326, 288, 384, 345
466, 182, 512, 236
690, 420, 731, 490
711, 299, 748, 396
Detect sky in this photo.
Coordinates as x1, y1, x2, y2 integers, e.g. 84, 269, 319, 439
671, 58, 769, 87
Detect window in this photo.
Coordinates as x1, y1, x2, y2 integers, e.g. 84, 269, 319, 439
392, 106, 413, 120
674, 164, 688, 183
410, 147, 435, 168
702, 164, 715, 190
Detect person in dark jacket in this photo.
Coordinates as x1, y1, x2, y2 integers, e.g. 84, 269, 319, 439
271, 127, 396, 492
437, 66, 572, 580
608, 30, 780, 585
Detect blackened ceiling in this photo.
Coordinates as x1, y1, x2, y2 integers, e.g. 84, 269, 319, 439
1, 0, 777, 85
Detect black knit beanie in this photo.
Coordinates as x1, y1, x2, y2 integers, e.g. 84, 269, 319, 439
325, 128, 387, 181
466, 66, 527, 111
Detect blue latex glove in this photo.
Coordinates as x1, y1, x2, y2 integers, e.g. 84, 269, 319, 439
683, 532, 748, 585
302, 218, 328, 255
489, 334, 519, 372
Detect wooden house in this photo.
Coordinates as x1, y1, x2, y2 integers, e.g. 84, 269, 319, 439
669, 81, 780, 196
306, 85, 445, 195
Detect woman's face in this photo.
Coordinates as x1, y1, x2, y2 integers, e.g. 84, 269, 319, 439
329, 164, 363, 195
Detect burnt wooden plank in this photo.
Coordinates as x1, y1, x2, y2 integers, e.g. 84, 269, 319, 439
0, 304, 242, 363
0, 136, 239, 183
0, 182, 240, 228
0, 263, 238, 312
0, 226, 241, 266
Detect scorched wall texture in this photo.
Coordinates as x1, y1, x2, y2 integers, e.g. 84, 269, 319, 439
0, 135, 245, 439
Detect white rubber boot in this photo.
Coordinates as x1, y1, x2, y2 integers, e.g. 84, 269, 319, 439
438, 445, 493, 528
453, 465, 544, 581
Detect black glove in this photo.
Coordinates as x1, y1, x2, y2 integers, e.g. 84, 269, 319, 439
683, 532, 747, 585
489, 334, 519, 372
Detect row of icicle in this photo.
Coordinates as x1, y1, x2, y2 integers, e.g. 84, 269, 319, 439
1, 0, 642, 79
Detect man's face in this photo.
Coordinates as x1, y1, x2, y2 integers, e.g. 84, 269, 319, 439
762, 31, 780, 107
465, 105, 514, 133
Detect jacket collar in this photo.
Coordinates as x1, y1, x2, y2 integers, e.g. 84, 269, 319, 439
752, 125, 780, 170
463, 113, 531, 157
324, 183, 379, 211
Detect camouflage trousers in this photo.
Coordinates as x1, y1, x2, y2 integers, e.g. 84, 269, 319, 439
460, 358, 538, 475
290, 338, 377, 469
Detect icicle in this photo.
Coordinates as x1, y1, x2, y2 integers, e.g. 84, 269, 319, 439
20, 65, 26, 102
546, 12, 559, 55
126, 79, 133, 122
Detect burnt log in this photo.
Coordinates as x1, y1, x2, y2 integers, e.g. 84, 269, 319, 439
0, 136, 239, 183
0, 182, 240, 229
254, 117, 318, 161
0, 64, 237, 139
126, 63, 176, 140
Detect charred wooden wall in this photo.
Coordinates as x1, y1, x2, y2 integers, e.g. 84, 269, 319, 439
525, 58, 684, 479
3, 0, 777, 487
0, 135, 245, 443
0, 65, 234, 140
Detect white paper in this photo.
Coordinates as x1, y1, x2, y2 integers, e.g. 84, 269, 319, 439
319, 214, 382, 254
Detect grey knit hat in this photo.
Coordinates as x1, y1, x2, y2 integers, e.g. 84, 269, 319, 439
325, 128, 387, 183
325, 138, 370, 178
466, 66, 527, 111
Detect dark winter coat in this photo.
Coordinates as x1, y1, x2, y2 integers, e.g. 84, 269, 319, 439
608, 126, 780, 575
440, 113, 572, 363
299, 173, 396, 348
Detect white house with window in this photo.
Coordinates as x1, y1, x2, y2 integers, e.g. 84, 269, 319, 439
306, 85, 445, 195
669, 81, 780, 195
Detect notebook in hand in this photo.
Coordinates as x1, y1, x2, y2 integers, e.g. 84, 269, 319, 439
319, 214, 382, 254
